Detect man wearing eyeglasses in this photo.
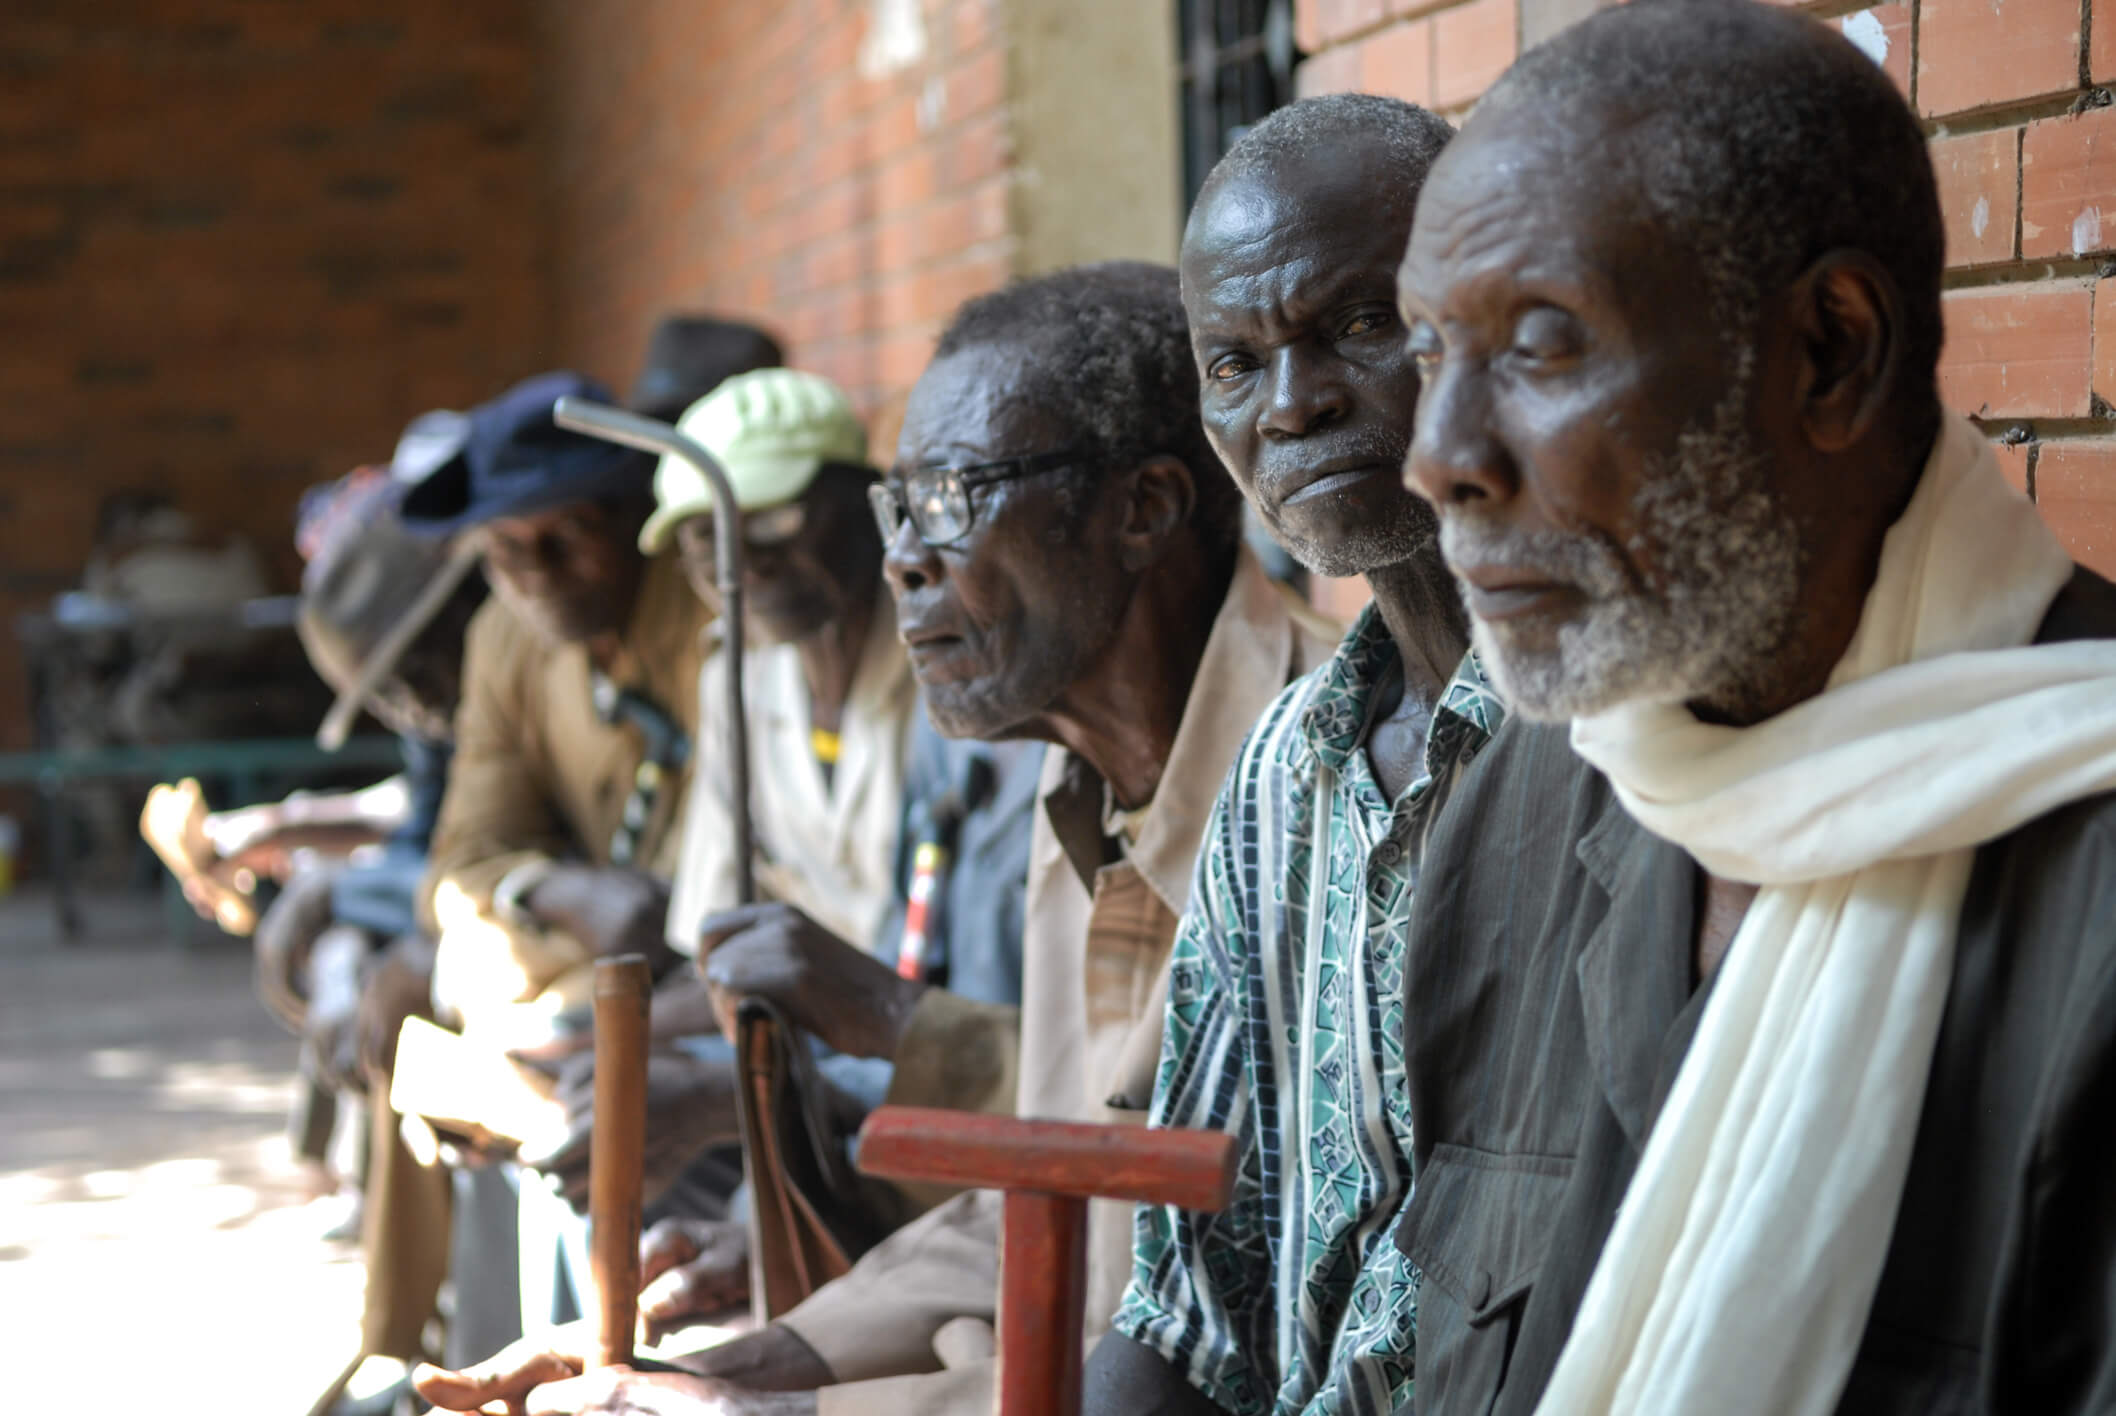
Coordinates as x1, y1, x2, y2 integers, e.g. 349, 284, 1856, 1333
413, 262, 1338, 1416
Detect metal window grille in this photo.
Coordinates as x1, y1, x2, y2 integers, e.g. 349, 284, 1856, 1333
1178, 0, 1300, 210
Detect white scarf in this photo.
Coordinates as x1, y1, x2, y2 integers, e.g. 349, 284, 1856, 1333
1538, 411, 2116, 1415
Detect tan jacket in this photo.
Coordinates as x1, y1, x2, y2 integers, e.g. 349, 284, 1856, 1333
774, 550, 1337, 1416
420, 555, 709, 1015
667, 591, 916, 954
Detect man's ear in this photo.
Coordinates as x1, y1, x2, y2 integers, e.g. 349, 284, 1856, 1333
1117, 455, 1197, 572
1788, 249, 1901, 454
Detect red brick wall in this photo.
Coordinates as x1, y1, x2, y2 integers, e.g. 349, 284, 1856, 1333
0, 1, 548, 758
1295, 0, 2116, 612
538, 0, 1015, 450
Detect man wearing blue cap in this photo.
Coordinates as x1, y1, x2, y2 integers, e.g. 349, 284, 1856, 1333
402, 371, 710, 1037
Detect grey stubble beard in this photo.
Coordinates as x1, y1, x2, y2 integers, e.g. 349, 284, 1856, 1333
1448, 363, 1803, 723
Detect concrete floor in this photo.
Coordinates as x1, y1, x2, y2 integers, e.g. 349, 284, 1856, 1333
0, 886, 367, 1413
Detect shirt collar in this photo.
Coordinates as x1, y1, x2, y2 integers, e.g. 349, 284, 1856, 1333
602, 554, 705, 705
1042, 546, 1312, 911
1298, 600, 1502, 787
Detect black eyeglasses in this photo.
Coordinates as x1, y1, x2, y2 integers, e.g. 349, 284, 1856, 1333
868, 449, 1079, 548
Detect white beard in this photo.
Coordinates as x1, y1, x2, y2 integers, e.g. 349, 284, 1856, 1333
1447, 373, 1802, 723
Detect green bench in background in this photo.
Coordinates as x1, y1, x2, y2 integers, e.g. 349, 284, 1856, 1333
0, 736, 404, 942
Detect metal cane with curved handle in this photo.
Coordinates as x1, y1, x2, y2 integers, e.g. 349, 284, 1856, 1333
552, 396, 764, 1341
553, 395, 753, 906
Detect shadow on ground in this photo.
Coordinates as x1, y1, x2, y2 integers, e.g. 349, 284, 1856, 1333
0, 886, 366, 1414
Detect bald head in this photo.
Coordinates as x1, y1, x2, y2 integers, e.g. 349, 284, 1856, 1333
1399, 0, 1949, 726
1476, 0, 1943, 405
1197, 92, 1453, 227
1180, 94, 1455, 579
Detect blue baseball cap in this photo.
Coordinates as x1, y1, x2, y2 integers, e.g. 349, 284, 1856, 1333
397, 371, 651, 536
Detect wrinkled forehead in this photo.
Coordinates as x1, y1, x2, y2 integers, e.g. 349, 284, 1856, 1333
1400, 106, 1673, 315
1183, 154, 1416, 311
897, 343, 1068, 463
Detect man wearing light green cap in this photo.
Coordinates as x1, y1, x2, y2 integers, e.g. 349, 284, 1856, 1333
656, 367, 916, 967
511, 370, 919, 1247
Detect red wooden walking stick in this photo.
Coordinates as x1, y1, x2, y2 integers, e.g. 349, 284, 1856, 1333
856, 1106, 1238, 1416
588, 954, 654, 1369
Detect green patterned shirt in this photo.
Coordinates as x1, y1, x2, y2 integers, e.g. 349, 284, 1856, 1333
1112, 605, 1502, 1415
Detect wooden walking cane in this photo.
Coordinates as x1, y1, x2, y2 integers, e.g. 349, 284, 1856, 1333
588, 955, 654, 1369
856, 1106, 1239, 1416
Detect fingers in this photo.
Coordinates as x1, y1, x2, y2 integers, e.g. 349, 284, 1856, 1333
522, 1109, 593, 1206
640, 1224, 750, 1342
640, 1261, 750, 1341
638, 1218, 705, 1286
698, 934, 783, 1038
517, 1367, 644, 1416
693, 902, 791, 959
411, 1347, 584, 1411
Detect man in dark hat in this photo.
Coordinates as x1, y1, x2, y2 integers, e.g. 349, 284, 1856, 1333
394, 369, 712, 1036
397, 370, 723, 1331
627, 315, 784, 425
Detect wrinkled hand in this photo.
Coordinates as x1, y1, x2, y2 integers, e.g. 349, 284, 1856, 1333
696, 904, 926, 1061
356, 933, 437, 1083
526, 865, 676, 966
524, 1049, 740, 1211
639, 1217, 750, 1343
414, 1330, 813, 1416
412, 1329, 590, 1412
251, 863, 346, 1031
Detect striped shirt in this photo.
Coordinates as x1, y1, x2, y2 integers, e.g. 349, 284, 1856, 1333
1111, 606, 1501, 1415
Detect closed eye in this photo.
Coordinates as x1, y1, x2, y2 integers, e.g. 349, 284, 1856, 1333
1507, 306, 1586, 367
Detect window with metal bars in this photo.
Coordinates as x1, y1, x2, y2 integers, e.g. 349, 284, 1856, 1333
1177, 0, 1300, 211
1179, 0, 1305, 586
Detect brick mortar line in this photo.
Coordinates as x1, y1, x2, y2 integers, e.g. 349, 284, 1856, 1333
1925, 89, 2111, 141
1309, 2, 1486, 55
1971, 415, 2116, 440
1943, 258, 2109, 290
2016, 124, 2027, 265
2083, 0, 2096, 93
1907, 0, 1919, 114
736, 162, 1017, 233
714, 227, 1018, 279
1792, 0, 1878, 25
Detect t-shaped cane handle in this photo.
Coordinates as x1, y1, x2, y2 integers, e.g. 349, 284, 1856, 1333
856, 1106, 1237, 1416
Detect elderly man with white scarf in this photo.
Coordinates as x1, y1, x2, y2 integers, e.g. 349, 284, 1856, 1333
1384, 4, 2116, 1416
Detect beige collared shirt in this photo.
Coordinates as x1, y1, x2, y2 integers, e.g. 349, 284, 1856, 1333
771, 549, 1338, 1416
667, 589, 917, 953
419, 554, 709, 1017
422, 553, 706, 917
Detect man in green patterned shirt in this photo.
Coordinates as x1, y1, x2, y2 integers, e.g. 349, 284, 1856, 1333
1086, 95, 1498, 1416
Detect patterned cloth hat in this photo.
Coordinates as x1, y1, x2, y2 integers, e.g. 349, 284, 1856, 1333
639, 368, 867, 554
